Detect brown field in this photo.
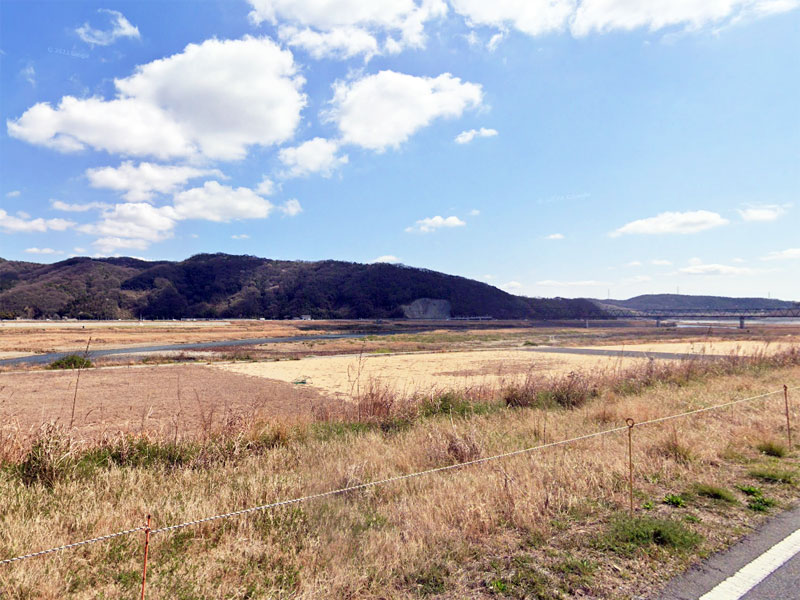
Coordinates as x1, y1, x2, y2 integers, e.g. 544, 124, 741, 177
0, 365, 328, 442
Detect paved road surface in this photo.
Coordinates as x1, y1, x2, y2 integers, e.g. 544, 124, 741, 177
656, 505, 800, 600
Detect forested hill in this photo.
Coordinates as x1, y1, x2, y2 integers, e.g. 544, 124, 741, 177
0, 254, 604, 320
594, 294, 797, 312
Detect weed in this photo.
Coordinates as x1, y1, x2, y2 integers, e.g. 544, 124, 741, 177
692, 484, 737, 503
755, 441, 788, 458
600, 515, 702, 555
406, 564, 448, 596
747, 496, 776, 512
663, 494, 686, 508
749, 468, 796, 485
736, 484, 762, 496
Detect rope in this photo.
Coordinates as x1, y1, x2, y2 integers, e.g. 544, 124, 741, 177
0, 526, 145, 566
2, 385, 796, 564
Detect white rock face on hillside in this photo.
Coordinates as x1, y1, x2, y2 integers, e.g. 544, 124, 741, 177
401, 298, 451, 319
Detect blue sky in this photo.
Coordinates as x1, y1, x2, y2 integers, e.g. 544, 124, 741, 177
1, 0, 798, 300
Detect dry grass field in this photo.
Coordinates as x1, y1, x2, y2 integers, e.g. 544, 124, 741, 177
0, 323, 798, 598
217, 349, 659, 398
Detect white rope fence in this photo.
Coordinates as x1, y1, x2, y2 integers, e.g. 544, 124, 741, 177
1, 385, 795, 566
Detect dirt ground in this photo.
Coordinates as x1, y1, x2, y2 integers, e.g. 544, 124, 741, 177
0, 320, 309, 353
215, 349, 658, 398
0, 364, 328, 440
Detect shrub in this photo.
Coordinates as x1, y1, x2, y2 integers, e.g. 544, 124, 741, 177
47, 354, 93, 370
15, 424, 74, 487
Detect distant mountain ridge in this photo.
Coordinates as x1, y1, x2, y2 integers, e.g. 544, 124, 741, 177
0, 254, 603, 320
593, 294, 798, 312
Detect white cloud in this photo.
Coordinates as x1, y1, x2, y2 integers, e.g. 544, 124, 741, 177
405, 215, 466, 233
610, 210, 729, 237
21, 64, 35, 86
51, 200, 110, 212
373, 255, 400, 263
452, 0, 575, 36
326, 70, 483, 152
537, 279, 610, 286
651, 259, 672, 266
256, 176, 276, 196
545, 233, 565, 240
624, 275, 653, 283
503, 280, 523, 290
571, 0, 799, 36
455, 127, 498, 144
279, 198, 303, 217
172, 181, 273, 222
246, 0, 447, 54
24, 247, 63, 255
762, 248, 800, 260
278, 25, 380, 60
8, 37, 306, 161
737, 203, 789, 222
6, 190, 21, 198
92, 237, 151, 254
78, 202, 176, 243
486, 31, 506, 50
86, 161, 222, 202
679, 263, 754, 275
279, 137, 348, 178
231, 234, 250, 240
76, 9, 140, 46
469, 209, 481, 216
625, 260, 642, 266
0, 209, 74, 233
452, 1, 799, 40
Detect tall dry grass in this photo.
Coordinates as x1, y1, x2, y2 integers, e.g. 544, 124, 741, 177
0, 352, 798, 598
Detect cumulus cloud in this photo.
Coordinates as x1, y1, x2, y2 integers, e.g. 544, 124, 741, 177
610, 210, 729, 237
8, 37, 306, 161
256, 176, 276, 196
278, 26, 379, 60
455, 127, 498, 144
78, 202, 176, 243
92, 236, 151, 254
326, 70, 483, 152
76, 9, 140, 46
502, 281, 523, 290
231, 234, 250, 240
737, 203, 789, 222
24, 247, 63, 255
0, 209, 74, 233
452, 0, 575, 36
247, 0, 447, 56
405, 215, 466, 233
172, 181, 273, 222
6, 190, 21, 198
86, 161, 222, 202
678, 262, 754, 275
279, 198, 303, 217
545, 233, 565, 240
762, 248, 800, 260
279, 137, 348, 178
373, 255, 400, 263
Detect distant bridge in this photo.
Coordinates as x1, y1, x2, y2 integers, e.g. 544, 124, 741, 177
603, 307, 800, 329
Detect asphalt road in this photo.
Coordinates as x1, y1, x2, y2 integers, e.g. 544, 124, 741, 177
655, 505, 800, 600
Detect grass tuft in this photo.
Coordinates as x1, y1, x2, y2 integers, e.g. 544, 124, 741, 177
748, 468, 797, 485
599, 515, 702, 555
692, 483, 737, 503
756, 441, 788, 458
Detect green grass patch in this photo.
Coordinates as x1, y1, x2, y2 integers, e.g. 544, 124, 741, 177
663, 493, 686, 508
599, 515, 702, 555
692, 483, 737, 503
756, 441, 788, 458
749, 468, 796, 485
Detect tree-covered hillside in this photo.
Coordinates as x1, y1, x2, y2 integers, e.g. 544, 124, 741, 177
0, 254, 604, 320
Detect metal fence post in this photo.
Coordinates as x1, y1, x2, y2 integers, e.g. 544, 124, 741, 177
140, 515, 151, 600
785, 385, 793, 449
626, 418, 635, 516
